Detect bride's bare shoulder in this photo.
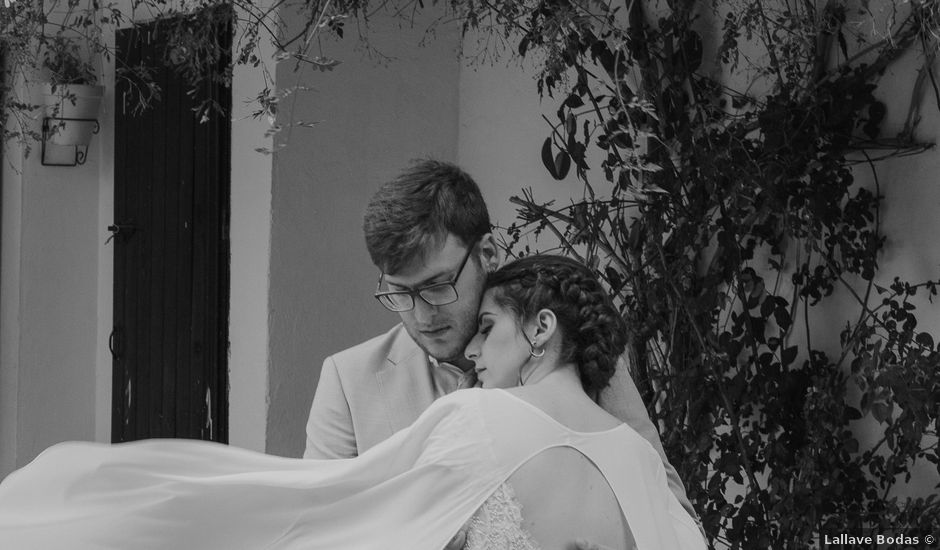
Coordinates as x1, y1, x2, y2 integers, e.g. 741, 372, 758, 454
496, 386, 624, 432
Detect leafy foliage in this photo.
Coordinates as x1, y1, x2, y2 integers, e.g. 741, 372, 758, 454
447, 0, 940, 546
42, 35, 97, 85
0, 0, 364, 152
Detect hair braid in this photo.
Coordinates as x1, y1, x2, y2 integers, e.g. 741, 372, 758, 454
557, 269, 627, 393
486, 255, 627, 393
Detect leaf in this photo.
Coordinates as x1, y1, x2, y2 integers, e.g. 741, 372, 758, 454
774, 306, 791, 332
682, 31, 704, 72
863, 101, 887, 138
565, 112, 576, 138
618, 82, 634, 102
565, 94, 584, 109
749, 316, 766, 342
871, 402, 890, 423
868, 101, 886, 125
554, 151, 571, 180
541, 137, 558, 179
760, 296, 775, 318
915, 332, 935, 349
781, 346, 798, 366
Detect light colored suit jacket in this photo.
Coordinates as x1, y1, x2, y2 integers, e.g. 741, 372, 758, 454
304, 324, 697, 518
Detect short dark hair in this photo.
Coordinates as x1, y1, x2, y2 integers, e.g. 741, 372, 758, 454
485, 255, 627, 394
363, 160, 491, 274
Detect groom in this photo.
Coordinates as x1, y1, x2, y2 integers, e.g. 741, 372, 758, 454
303, 160, 694, 515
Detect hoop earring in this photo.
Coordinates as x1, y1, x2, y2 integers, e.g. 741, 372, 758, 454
519, 339, 544, 386
528, 339, 545, 358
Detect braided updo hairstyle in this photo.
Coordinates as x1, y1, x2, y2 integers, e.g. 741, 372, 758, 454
485, 255, 627, 394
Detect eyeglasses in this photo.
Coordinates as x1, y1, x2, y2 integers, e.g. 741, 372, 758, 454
374, 246, 475, 312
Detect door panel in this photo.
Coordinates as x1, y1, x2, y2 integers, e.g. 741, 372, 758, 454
112, 12, 231, 443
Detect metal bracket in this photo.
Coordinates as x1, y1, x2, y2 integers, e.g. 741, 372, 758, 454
41, 117, 101, 167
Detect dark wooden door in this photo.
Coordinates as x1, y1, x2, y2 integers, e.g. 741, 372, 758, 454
111, 12, 231, 443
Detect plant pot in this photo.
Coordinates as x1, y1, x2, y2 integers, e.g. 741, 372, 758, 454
42, 83, 105, 146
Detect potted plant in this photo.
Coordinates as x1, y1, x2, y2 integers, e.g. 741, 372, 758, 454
41, 36, 104, 146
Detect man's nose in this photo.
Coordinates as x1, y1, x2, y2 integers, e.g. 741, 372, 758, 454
411, 297, 437, 323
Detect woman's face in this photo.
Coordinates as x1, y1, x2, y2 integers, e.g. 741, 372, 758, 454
464, 291, 532, 389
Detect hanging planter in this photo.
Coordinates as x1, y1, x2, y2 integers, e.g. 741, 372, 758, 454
42, 83, 105, 146
39, 37, 104, 165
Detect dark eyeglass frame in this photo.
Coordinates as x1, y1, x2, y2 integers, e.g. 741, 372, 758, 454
374, 245, 475, 312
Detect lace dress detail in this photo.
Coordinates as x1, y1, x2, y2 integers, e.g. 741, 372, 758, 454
464, 482, 541, 550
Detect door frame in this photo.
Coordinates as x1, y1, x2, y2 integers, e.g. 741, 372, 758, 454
95, 14, 273, 453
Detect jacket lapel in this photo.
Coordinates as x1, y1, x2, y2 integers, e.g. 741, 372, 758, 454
375, 329, 437, 436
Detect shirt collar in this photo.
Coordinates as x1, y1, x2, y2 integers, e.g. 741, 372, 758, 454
429, 355, 474, 374
428, 354, 455, 369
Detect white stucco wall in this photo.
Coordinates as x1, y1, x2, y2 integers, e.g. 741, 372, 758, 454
227, 54, 273, 453
458, 55, 584, 241
1, 10, 275, 478
1, 117, 25, 477
0, 86, 101, 475
265, 8, 462, 457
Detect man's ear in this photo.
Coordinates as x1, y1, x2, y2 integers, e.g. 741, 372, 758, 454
477, 233, 503, 272
529, 308, 558, 348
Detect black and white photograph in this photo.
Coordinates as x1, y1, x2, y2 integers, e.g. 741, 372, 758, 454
1, 0, 939, 548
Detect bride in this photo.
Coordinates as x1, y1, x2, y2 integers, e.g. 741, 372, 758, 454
0, 255, 704, 550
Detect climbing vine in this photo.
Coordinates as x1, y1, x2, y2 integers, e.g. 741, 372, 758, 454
456, 0, 940, 546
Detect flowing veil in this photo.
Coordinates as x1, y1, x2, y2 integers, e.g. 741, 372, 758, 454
0, 389, 703, 550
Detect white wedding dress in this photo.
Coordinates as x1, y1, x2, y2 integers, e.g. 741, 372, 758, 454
0, 389, 704, 550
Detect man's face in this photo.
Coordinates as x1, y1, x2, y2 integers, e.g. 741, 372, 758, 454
381, 233, 494, 366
